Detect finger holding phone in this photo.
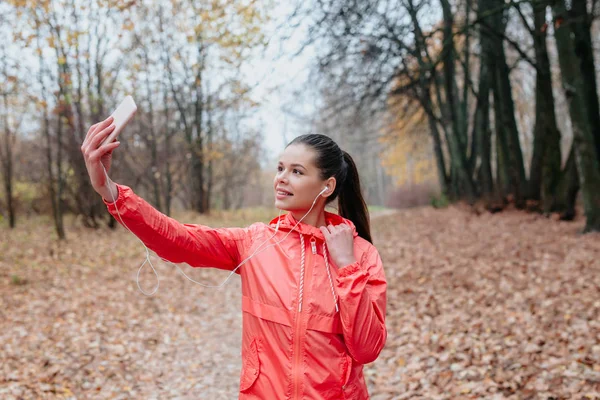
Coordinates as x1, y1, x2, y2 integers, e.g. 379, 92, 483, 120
81, 96, 137, 202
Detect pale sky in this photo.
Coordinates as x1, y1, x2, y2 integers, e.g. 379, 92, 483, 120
238, 2, 317, 165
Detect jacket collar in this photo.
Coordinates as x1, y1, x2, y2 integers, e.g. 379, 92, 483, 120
269, 210, 358, 241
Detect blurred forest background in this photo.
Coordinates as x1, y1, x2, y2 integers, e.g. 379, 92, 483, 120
3, 1, 600, 399
0, 0, 600, 234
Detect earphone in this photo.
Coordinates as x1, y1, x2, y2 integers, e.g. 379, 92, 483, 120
102, 165, 333, 295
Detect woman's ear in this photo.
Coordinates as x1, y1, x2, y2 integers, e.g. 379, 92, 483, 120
324, 178, 336, 196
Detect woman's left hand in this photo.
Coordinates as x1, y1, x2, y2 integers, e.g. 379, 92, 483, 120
320, 223, 357, 268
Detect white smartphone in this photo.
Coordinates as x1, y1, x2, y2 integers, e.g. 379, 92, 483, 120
101, 95, 137, 146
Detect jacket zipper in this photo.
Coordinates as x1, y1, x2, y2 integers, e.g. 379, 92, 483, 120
292, 235, 316, 399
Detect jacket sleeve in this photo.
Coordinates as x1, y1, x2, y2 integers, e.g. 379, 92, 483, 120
103, 183, 253, 272
335, 245, 387, 364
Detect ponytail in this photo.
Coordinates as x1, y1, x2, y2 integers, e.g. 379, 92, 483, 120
338, 151, 372, 244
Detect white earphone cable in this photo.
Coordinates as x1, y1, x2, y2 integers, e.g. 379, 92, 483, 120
102, 165, 329, 295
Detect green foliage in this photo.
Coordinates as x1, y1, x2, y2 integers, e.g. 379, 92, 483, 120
430, 192, 450, 209
10, 274, 27, 286
0, 181, 39, 205
367, 205, 394, 213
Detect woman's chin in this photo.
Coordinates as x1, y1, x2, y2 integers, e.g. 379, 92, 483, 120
275, 202, 311, 215
274, 198, 296, 211
274, 199, 288, 210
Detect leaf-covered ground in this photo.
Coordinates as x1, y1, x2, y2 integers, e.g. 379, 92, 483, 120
1, 205, 600, 399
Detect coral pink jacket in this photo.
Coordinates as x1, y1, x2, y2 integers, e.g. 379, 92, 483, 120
104, 184, 387, 399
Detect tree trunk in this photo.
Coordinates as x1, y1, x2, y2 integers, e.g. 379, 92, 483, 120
55, 98, 66, 240
53, 40, 78, 240
528, 1, 562, 213
0, 51, 16, 228
461, 0, 472, 148
407, 0, 474, 201
487, 0, 527, 206
440, 0, 467, 153
191, 87, 206, 213
205, 93, 214, 213
552, 145, 579, 220
141, 48, 163, 213
0, 106, 15, 229
223, 184, 231, 210
553, 0, 600, 232
569, 0, 600, 162
492, 67, 510, 199
71, 7, 102, 229
471, 0, 495, 200
36, 29, 65, 239
190, 37, 207, 214
159, 8, 173, 217
0, 135, 15, 228
162, 79, 173, 216
425, 107, 449, 195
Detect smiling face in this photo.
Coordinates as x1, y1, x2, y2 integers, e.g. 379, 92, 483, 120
273, 143, 334, 212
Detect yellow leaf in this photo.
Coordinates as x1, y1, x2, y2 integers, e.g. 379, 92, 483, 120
122, 20, 135, 31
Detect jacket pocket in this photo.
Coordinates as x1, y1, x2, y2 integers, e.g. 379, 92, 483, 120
240, 337, 261, 392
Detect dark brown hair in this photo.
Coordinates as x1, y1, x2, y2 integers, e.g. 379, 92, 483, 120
288, 134, 372, 244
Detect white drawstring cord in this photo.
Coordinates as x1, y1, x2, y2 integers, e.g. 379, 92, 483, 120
298, 234, 305, 312
323, 243, 339, 313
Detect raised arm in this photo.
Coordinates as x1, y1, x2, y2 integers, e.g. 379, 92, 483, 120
81, 116, 252, 271
103, 183, 253, 272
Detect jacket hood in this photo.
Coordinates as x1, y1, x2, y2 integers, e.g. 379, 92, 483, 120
269, 210, 358, 241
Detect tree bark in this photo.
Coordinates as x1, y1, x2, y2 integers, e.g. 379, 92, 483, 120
492, 70, 510, 199
0, 48, 15, 228
141, 45, 163, 213
552, 145, 579, 220
191, 76, 206, 213
407, 0, 474, 201
440, 0, 467, 153
471, 0, 495, 200
205, 92, 214, 213
36, 26, 65, 239
528, 1, 562, 213
569, 0, 600, 162
552, 0, 600, 232
159, 8, 173, 217
425, 106, 449, 195
489, 0, 527, 207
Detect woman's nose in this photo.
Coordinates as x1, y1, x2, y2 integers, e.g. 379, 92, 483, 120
276, 171, 288, 183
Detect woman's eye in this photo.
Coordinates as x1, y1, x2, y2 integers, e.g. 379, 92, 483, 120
277, 166, 302, 175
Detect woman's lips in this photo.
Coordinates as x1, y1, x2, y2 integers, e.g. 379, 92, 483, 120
276, 190, 293, 200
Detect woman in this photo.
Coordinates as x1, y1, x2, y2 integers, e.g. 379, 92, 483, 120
81, 116, 387, 399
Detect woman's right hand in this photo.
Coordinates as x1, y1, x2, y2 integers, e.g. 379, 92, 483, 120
81, 116, 121, 201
